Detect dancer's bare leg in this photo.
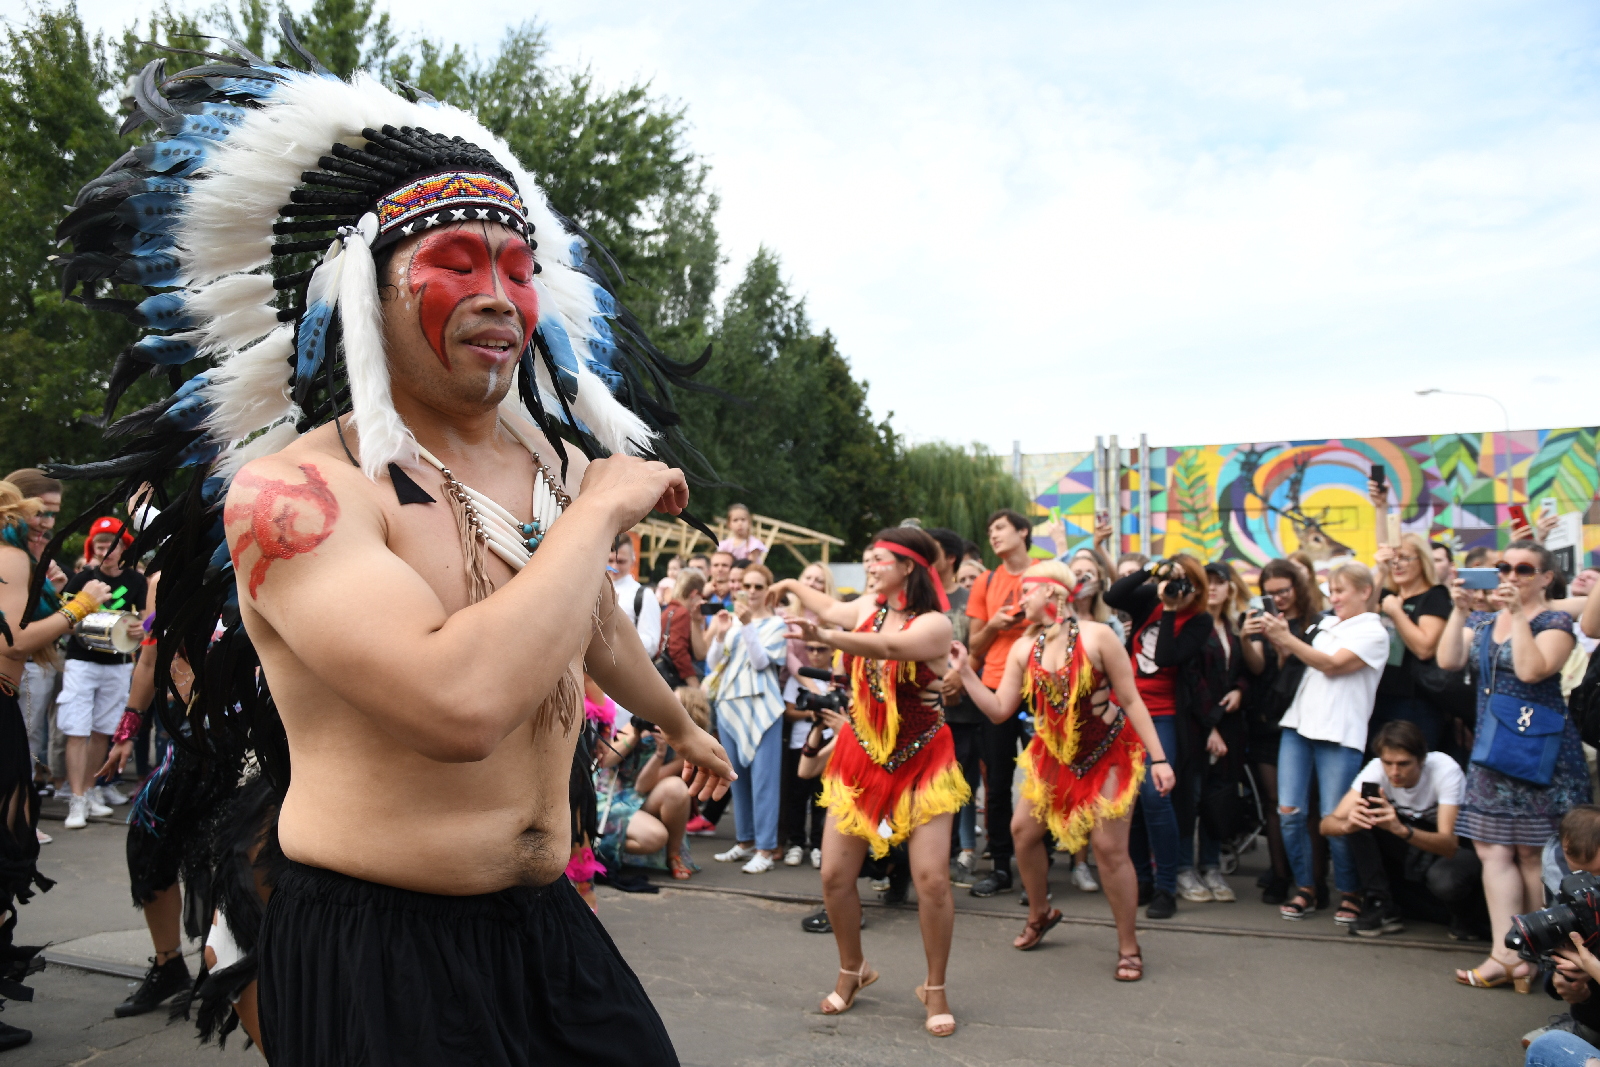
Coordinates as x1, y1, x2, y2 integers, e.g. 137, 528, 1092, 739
819, 815, 871, 1007
142, 884, 183, 964
906, 813, 955, 1028
1012, 806, 1052, 930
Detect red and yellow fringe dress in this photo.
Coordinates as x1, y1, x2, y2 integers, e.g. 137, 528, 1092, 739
1020, 621, 1146, 853
821, 604, 971, 858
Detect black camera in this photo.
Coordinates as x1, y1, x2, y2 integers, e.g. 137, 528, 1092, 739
1147, 558, 1192, 599
794, 666, 846, 717
1507, 871, 1600, 961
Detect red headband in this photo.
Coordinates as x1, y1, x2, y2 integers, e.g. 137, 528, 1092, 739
1021, 577, 1075, 592
872, 540, 950, 612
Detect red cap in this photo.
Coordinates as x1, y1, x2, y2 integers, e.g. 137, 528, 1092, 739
84, 516, 133, 562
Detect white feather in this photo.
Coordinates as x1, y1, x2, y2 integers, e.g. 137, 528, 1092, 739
186, 274, 279, 353
202, 327, 296, 441
213, 420, 300, 481
338, 219, 414, 479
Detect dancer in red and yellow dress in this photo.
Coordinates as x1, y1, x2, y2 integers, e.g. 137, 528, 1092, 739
772, 527, 969, 1037
954, 561, 1175, 981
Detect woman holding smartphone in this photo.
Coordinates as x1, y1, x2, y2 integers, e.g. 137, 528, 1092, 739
1437, 541, 1582, 990
771, 526, 967, 1037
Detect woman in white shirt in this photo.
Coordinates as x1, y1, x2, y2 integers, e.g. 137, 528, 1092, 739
1261, 561, 1390, 924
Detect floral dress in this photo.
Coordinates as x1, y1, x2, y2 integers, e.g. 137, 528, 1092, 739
1458, 610, 1589, 847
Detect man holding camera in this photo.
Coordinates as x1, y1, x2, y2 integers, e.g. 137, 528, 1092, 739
1527, 807, 1600, 1048
1319, 720, 1484, 938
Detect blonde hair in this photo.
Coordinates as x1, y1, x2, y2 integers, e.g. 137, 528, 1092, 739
1329, 559, 1376, 595
675, 686, 712, 732
1022, 560, 1078, 643
799, 561, 836, 598
1214, 560, 1253, 631
1385, 532, 1439, 591
0, 481, 41, 534
671, 567, 707, 604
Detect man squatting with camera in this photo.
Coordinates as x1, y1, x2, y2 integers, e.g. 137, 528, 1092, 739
1319, 720, 1486, 938
1523, 806, 1600, 1046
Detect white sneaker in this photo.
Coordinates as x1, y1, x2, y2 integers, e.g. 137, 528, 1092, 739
84, 790, 113, 818
97, 782, 129, 806
742, 852, 775, 874
783, 845, 804, 867
810, 848, 822, 869
1071, 862, 1100, 893
1176, 868, 1214, 902
714, 844, 756, 863
64, 794, 88, 829
1201, 868, 1235, 902
35, 829, 51, 845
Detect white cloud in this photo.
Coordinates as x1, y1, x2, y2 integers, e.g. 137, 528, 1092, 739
72, 0, 1600, 452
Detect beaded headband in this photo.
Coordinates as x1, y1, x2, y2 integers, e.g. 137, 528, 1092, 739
372, 170, 529, 250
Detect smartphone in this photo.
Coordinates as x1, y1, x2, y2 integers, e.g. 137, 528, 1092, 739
1370, 464, 1387, 490
1508, 503, 1530, 532
1360, 781, 1383, 805
1259, 595, 1279, 616
1458, 567, 1500, 590
698, 601, 723, 616
1540, 497, 1559, 520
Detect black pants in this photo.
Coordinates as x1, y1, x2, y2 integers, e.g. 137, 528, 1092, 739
779, 745, 824, 850
947, 721, 983, 856
1348, 828, 1487, 929
260, 862, 677, 1067
981, 716, 1027, 870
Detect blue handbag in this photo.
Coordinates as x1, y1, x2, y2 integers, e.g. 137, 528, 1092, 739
1469, 621, 1566, 787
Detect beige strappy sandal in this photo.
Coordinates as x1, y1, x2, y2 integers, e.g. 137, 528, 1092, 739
820, 960, 878, 1015
914, 982, 956, 1037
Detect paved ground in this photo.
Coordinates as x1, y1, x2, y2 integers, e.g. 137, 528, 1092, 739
2, 801, 1563, 1065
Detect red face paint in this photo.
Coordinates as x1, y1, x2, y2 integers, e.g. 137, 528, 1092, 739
407, 229, 539, 370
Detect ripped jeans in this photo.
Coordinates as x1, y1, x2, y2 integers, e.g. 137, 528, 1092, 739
1527, 1030, 1600, 1067
1276, 729, 1362, 894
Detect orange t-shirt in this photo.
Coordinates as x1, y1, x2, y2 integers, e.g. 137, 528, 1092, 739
966, 565, 1030, 688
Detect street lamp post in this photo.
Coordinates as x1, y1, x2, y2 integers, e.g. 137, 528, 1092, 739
1416, 388, 1516, 510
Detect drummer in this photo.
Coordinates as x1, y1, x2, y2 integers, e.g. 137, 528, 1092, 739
58, 516, 147, 830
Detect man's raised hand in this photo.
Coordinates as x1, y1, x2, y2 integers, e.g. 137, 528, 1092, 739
576, 455, 689, 533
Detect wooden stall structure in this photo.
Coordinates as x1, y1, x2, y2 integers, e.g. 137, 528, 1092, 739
633, 513, 845, 572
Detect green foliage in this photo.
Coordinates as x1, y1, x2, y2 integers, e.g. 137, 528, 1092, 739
677, 249, 909, 571
902, 442, 1031, 555
1528, 427, 1597, 510
1169, 450, 1222, 559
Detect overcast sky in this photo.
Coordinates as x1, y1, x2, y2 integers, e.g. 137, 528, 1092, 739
73, 1, 1600, 454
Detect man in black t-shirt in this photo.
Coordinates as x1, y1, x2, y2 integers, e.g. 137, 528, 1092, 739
58, 517, 147, 829
927, 528, 987, 887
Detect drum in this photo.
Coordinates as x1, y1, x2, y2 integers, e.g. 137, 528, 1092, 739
77, 611, 142, 655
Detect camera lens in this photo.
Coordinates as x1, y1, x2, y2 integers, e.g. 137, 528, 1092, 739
1508, 904, 1579, 961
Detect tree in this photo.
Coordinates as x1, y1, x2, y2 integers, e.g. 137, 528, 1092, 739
902, 442, 1032, 559
677, 249, 909, 567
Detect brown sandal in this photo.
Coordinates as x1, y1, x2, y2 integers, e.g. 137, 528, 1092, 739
1115, 951, 1143, 982
1013, 908, 1063, 951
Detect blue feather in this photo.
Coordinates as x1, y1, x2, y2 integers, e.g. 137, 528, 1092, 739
115, 252, 183, 287
568, 239, 586, 268
170, 373, 211, 402
155, 393, 210, 433
295, 301, 335, 385
136, 137, 210, 176
212, 76, 277, 98
195, 102, 246, 126
131, 292, 192, 330
207, 538, 233, 574
117, 192, 183, 235
173, 436, 221, 468
141, 175, 191, 196
201, 476, 227, 506
130, 334, 197, 365
590, 284, 617, 318
175, 112, 234, 142
535, 318, 581, 397
115, 231, 177, 257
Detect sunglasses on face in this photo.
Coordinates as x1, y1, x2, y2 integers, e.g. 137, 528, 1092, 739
741, 581, 768, 592
1264, 586, 1293, 600
1496, 561, 1540, 577
33, 511, 58, 520
804, 645, 831, 655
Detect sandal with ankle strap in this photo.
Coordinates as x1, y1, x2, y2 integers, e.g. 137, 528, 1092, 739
820, 961, 877, 1015
1115, 951, 1143, 982
914, 982, 956, 1037
1014, 908, 1063, 951
1279, 887, 1316, 921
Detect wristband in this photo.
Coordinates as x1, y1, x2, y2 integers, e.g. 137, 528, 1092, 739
1404, 824, 1415, 842
1150, 759, 1169, 766
801, 745, 821, 758
56, 591, 98, 627
112, 708, 144, 745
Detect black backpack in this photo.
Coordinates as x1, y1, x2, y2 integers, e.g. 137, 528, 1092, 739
1570, 650, 1600, 749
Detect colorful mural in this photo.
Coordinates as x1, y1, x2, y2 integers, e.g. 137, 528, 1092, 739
1026, 428, 1600, 573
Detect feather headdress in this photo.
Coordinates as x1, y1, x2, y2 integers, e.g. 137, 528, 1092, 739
38, 22, 720, 786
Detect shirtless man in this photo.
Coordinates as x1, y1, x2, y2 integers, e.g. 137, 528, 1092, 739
227, 214, 734, 1062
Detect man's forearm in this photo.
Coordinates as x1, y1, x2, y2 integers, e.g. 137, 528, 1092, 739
586, 598, 695, 736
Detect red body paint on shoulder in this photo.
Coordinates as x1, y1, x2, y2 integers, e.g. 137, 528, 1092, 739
408, 230, 539, 370
224, 464, 341, 599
